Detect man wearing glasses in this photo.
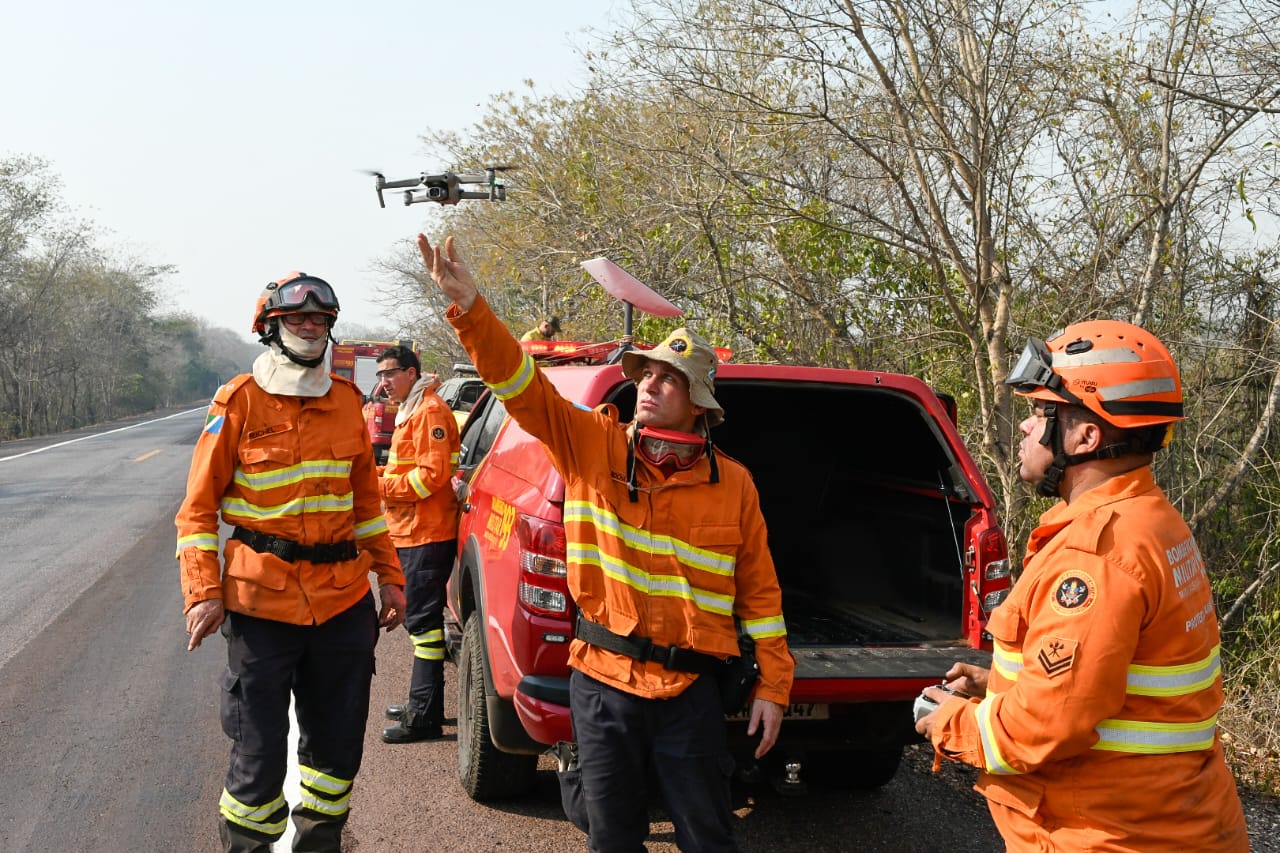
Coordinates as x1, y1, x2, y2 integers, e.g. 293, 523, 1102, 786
372, 345, 462, 744
176, 272, 405, 852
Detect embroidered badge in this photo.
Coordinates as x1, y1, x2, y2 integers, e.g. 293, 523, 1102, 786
1037, 637, 1078, 678
432, 426, 446, 440
1050, 570, 1097, 616
247, 422, 293, 441
204, 413, 224, 435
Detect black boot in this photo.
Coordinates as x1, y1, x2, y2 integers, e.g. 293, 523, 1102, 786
218, 819, 275, 853
291, 809, 345, 852
381, 719, 443, 743
384, 703, 407, 721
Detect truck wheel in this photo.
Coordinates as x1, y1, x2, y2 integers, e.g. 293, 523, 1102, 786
807, 747, 902, 790
457, 613, 538, 801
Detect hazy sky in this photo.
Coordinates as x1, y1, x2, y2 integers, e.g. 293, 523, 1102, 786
5, 0, 623, 342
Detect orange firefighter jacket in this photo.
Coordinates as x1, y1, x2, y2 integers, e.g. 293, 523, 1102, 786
929, 467, 1248, 851
448, 296, 794, 705
175, 373, 403, 625
379, 377, 461, 547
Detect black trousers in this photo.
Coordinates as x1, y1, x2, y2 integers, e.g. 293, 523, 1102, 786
217, 592, 377, 847
400, 539, 456, 728
569, 670, 740, 853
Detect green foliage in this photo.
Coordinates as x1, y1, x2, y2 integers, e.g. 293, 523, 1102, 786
0, 156, 231, 440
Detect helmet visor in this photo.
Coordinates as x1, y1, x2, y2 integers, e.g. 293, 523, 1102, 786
275, 278, 339, 313
1005, 338, 1056, 391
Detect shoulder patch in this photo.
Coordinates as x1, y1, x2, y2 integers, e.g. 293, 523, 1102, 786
1049, 570, 1097, 616
431, 426, 446, 440
1037, 637, 1078, 678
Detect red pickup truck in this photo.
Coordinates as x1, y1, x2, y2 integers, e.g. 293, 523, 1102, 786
444, 345, 1010, 801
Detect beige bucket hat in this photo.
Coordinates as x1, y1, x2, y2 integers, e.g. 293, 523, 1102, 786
620, 328, 724, 427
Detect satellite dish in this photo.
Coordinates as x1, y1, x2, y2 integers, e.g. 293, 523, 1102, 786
579, 258, 683, 318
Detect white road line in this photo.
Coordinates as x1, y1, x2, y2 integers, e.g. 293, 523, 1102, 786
0, 407, 205, 462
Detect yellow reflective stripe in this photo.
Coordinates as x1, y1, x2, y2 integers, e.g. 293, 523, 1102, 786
354, 515, 388, 539
1092, 715, 1219, 754
1126, 646, 1221, 696
221, 492, 355, 520
564, 501, 736, 577
412, 630, 445, 660
176, 532, 219, 556
450, 452, 460, 467
232, 460, 352, 490
976, 693, 1021, 775
219, 789, 288, 835
298, 765, 353, 817
991, 641, 1022, 683
386, 451, 404, 467
407, 468, 431, 498
489, 352, 537, 400
568, 542, 735, 616
299, 788, 351, 816
299, 764, 352, 795
741, 615, 787, 640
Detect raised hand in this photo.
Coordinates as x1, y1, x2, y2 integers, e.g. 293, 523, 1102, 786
416, 234, 478, 311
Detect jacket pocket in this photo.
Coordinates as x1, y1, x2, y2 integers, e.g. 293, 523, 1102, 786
238, 444, 297, 469
330, 549, 374, 589
225, 540, 290, 591
331, 437, 367, 460
688, 523, 742, 549
976, 773, 1044, 821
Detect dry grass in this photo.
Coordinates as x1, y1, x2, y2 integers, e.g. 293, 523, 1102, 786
1221, 638, 1280, 797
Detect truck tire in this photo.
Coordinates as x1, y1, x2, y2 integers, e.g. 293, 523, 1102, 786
457, 613, 538, 801
807, 747, 902, 790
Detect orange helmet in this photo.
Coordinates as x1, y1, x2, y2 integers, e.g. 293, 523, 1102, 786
1005, 319, 1184, 429
252, 272, 340, 337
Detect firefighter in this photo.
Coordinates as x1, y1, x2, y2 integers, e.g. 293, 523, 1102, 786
916, 320, 1248, 851
374, 345, 462, 743
418, 234, 793, 853
519, 315, 561, 341
176, 273, 405, 853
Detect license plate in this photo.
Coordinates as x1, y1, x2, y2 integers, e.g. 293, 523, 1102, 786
727, 703, 828, 721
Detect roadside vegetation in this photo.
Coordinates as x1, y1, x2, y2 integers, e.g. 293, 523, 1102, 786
0, 157, 259, 441
382, 0, 1280, 794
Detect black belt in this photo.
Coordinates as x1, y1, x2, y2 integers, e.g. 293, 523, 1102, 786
574, 613, 723, 675
231, 527, 358, 564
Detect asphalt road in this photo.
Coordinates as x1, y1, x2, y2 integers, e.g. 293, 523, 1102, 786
1, 408, 1276, 852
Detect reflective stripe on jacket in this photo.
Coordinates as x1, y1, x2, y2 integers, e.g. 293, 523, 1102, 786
175, 373, 403, 624
930, 467, 1247, 850
379, 378, 460, 546
448, 296, 794, 705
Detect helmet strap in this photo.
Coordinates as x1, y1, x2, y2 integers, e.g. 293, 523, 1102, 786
1036, 403, 1069, 498
1035, 402, 1150, 498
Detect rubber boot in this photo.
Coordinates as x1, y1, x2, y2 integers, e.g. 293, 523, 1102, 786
218, 819, 274, 853
291, 809, 346, 852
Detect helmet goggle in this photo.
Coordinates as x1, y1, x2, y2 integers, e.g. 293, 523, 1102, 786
1005, 338, 1058, 393
637, 425, 705, 471
269, 277, 340, 315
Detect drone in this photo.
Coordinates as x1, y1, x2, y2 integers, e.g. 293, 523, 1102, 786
368, 166, 511, 208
